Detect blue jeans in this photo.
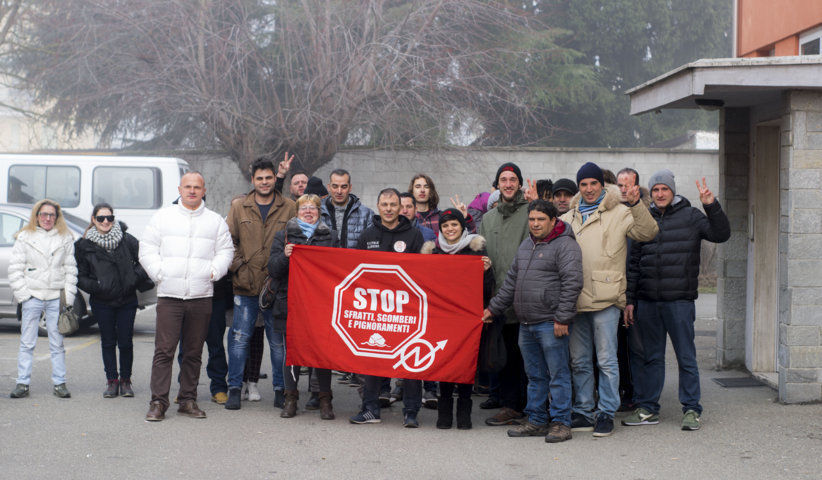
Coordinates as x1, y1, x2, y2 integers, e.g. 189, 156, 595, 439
362, 376, 422, 415
227, 295, 284, 391
205, 294, 228, 395
569, 306, 620, 421
18, 298, 65, 385
91, 300, 137, 381
635, 300, 702, 415
519, 321, 573, 426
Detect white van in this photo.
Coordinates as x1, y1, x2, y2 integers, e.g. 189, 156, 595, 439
0, 153, 190, 239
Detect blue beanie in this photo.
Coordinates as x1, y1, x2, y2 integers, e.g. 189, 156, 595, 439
576, 162, 604, 186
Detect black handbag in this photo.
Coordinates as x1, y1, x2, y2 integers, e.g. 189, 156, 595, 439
477, 317, 506, 374
258, 275, 276, 310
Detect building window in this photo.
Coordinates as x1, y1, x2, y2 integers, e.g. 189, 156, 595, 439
800, 26, 822, 56
92, 166, 162, 209
801, 38, 820, 55
7, 165, 81, 207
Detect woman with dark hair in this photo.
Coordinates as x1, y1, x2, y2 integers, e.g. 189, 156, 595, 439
74, 203, 153, 397
420, 208, 494, 429
8, 199, 77, 399
267, 194, 339, 419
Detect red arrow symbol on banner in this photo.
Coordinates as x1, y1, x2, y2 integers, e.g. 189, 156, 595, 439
393, 340, 447, 370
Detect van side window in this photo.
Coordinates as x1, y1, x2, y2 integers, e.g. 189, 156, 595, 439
8, 165, 81, 207
93, 167, 162, 209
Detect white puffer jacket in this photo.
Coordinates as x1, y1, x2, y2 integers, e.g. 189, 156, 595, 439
8, 227, 78, 305
139, 202, 234, 300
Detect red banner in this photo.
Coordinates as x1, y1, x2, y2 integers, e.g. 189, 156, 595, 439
286, 245, 483, 384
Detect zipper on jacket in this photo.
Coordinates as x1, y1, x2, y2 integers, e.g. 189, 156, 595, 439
185, 212, 192, 298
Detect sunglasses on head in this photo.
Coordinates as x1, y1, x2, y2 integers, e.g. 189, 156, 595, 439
95, 215, 115, 223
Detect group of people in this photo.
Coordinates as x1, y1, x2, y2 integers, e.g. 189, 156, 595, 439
7, 156, 730, 444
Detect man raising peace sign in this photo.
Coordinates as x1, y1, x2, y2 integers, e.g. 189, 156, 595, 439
624, 170, 730, 432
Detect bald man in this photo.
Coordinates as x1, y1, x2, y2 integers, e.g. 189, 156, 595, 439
139, 172, 234, 422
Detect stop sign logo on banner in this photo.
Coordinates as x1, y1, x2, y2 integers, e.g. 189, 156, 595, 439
332, 263, 446, 373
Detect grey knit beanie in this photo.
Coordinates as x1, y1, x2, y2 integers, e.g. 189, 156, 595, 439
648, 169, 676, 194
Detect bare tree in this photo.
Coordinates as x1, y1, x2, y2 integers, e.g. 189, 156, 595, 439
0, 0, 21, 47
9, 0, 584, 176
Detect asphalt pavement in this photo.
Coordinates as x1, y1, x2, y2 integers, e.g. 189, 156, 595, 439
0, 294, 820, 479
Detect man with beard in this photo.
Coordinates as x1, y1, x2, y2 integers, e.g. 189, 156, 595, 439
478, 162, 531, 427
224, 158, 297, 410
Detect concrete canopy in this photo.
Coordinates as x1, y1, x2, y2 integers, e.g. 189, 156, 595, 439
626, 56, 822, 115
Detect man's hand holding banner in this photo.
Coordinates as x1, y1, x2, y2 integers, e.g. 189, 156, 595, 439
286, 245, 483, 384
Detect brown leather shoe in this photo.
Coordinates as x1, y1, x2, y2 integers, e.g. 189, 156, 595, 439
145, 401, 166, 422
484, 407, 525, 426
281, 390, 298, 418
319, 392, 335, 420
177, 400, 206, 419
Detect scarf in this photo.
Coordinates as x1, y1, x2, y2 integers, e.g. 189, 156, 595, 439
579, 190, 606, 223
437, 229, 478, 254
297, 218, 318, 239
497, 190, 527, 218
85, 221, 123, 251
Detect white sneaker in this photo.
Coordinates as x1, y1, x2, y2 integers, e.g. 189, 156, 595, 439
242, 381, 249, 400
247, 382, 261, 402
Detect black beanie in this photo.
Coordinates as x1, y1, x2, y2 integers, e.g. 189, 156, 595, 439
305, 176, 328, 197
439, 208, 467, 232
552, 178, 578, 196
576, 162, 604, 186
493, 162, 523, 188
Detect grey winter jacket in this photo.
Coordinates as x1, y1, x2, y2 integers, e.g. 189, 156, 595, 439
320, 194, 374, 249
487, 221, 583, 325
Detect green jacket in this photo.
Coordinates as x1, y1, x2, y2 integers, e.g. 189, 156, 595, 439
479, 191, 530, 323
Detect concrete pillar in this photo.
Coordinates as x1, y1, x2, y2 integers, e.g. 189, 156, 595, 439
778, 90, 822, 403
716, 108, 749, 368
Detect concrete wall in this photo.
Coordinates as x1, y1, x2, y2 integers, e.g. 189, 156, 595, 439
778, 90, 822, 403
184, 148, 719, 219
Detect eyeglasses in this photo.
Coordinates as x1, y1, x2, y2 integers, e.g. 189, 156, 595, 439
298, 205, 318, 212
95, 215, 115, 223
38, 212, 57, 219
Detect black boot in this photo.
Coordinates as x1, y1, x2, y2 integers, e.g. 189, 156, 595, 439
436, 395, 454, 429
456, 398, 473, 429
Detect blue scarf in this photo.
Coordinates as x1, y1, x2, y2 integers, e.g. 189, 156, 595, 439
579, 190, 606, 223
297, 218, 318, 239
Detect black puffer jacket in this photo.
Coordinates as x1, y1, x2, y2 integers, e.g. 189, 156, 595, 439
356, 215, 424, 254
487, 221, 583, 325
420, 235, 495, 308
267, 218, 339, 331
74, 222, 153, 307
627, 196, 730, 303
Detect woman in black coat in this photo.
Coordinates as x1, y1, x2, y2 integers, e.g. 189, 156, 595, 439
267, 194, 339, 420
75, 203, 153, 398
420, 208, 494, 430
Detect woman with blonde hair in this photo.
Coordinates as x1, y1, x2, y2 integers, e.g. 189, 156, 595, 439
267, 194, 339, 419
8, 199, 78, 399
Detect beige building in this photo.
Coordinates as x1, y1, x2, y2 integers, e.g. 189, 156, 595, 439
0, 82, 97, 151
